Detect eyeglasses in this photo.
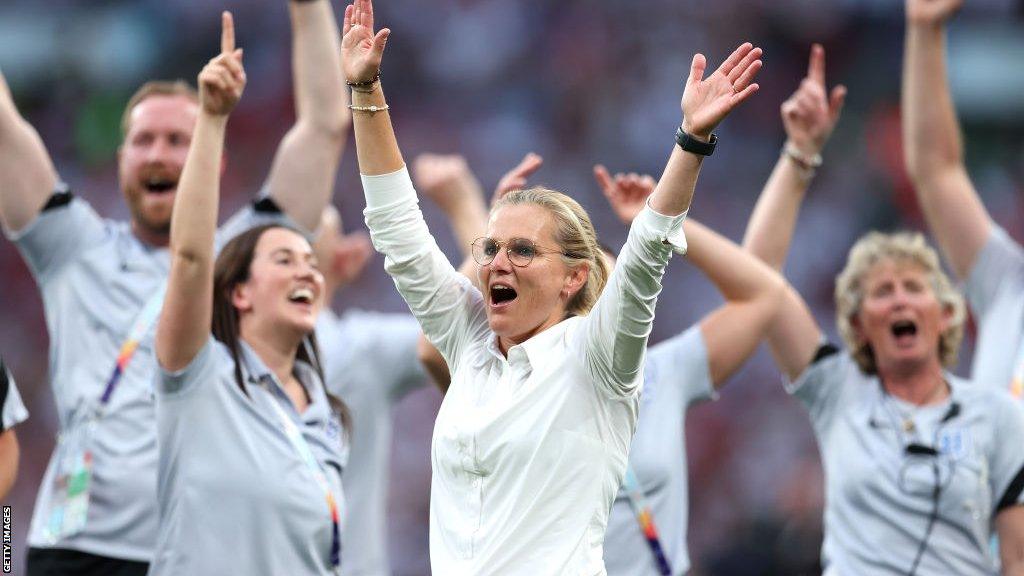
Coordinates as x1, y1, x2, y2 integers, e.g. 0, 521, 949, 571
471, 237, 566, 268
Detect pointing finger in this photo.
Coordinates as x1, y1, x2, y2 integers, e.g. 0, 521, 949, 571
221, 11, 235, 55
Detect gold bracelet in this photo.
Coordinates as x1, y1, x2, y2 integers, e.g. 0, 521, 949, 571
348, 104, 389, 113
349, 81, 379, 94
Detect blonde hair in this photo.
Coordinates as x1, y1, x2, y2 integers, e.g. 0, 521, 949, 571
120, 80, 198, 137
493, 187, 609, 317
834, 231, 965, 374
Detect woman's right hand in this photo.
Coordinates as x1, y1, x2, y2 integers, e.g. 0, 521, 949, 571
780, 44, 845, 158
199, 12, 246, 117
342, 0, 390, 84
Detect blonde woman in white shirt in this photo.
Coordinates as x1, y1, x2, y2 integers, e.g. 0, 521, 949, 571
341, 0, 761, 572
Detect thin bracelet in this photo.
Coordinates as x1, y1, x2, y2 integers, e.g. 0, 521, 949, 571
781, 143, 822, 181
348, 104, 389, 113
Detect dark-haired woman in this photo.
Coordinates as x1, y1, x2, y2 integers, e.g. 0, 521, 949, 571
151, 14, 346, 576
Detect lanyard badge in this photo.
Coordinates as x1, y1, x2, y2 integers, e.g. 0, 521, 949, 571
42, 287, 166, 543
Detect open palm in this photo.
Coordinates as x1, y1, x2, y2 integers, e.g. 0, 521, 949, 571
681, 43, 762, 137
341, 0, 390, 84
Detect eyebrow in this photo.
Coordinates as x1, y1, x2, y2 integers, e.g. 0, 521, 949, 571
269, 247, 316, 260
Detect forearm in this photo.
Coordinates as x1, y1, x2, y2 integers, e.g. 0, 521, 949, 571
741, 155, 809, 271
290, 0, 350, 133
448, 197, 488, 261
352, 84, 403, 175
648, 145, 702, 217
171, 114, 226, 262
0, 74, 58, 232
0, 430, 17, 500
686, 219, 784, 303
902, 22, 962, 181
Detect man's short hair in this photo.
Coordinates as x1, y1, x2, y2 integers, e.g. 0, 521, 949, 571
120, 80, 199, 138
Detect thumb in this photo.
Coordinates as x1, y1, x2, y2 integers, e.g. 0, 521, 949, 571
686, 53, 707, 88
593, 165, 615, 196
828, 85, 847, 121
373, 29, 390, 55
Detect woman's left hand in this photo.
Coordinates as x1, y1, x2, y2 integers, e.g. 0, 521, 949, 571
342, 0, 390, 84
681, 43, 763, 139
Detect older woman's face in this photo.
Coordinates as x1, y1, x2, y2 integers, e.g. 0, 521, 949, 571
478, 203, 582, 353
854, 258, 951, 375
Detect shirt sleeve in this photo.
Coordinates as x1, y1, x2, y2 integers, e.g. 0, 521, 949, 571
573, 201, 686, 399
645, 325, 716, 408
989, 390, 1024, 513
784, 348, 855, 431
5, 190, 107, 282
0, 362, 29, 432
965, 225, 1024, 320
361, 167, 490, 375
157, 336, 224, 397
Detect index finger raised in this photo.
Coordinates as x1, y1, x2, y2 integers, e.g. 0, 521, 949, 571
807, 43, 825, 85
221, 11, 235, 55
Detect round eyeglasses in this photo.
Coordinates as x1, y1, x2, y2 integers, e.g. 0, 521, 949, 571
471, 237, 567, 267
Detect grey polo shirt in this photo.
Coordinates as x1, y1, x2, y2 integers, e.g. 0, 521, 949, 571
604, 326, 715, 576
6, 192, 290, 561
151, 337, 345, 576
790, 351, 1024, 576
1, 362, 28, 432
965, 225, 1024, 396
316, 308, 426, 576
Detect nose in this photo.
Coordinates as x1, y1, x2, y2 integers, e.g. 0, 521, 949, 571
487, 246, 514, 272
145, 137, 172, 164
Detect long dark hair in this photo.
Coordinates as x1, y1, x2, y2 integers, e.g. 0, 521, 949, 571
212, 224, 351, 433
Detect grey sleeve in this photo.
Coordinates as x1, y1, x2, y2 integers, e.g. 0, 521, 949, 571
369, 313, 428, 401
157, 337, 223, 397
965, 226, 1024, 320
784, 349, 853, 429
989, 391, 1024, 513
0, 363, 28, 432
645, 326, 716, 408
6, 194, 107, 282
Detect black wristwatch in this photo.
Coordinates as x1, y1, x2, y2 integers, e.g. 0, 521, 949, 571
675, 126, 717, 156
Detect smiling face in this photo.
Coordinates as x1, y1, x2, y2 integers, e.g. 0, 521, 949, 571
478, 203, 586, 353
851, 258, 952, 376
232, 228, 325, 340
118, 94, 199, 240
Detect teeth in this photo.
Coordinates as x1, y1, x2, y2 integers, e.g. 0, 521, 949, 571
288, 288, 314, 303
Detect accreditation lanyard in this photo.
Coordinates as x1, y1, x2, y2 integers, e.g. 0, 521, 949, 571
44, 286, 167, 544
265, 389, 342, 572
622, 465, 672, 576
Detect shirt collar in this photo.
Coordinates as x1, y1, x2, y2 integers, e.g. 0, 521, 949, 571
483, 317, 575, 370
237, 338, 324, 403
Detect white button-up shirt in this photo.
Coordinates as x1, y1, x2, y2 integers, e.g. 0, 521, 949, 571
362, 167, 686, 575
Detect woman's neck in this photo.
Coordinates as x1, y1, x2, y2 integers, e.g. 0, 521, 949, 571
240, 320, 302, 388
879, 361, 949, 406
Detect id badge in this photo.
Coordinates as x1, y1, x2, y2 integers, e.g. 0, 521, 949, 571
42, 416, 95, 543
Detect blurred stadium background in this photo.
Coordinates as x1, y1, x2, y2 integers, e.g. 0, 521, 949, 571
2, 0, 1024, 573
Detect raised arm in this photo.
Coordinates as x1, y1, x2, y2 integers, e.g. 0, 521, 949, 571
0, 70, 59, 233
596, 168, 785, 388
263, 0, 350, 231
742, 44, 845, 270
412, 154, 489, 260
157, 13, 246, 371
649, 44, 762, 217
902, 0, 987, 279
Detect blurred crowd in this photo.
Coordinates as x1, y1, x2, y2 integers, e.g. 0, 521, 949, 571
2, 0, 1024, 574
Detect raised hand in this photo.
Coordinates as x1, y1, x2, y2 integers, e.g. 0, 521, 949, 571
492, 153, 543, 206
331, 231, 373, 289
341, 0, 390, 84
594, 165, 656, 225
906, 0, 963, 25
781, 44, 846, 157
681, 43, 762, 138
412, 154, 482, 214
198, 12, 246, 117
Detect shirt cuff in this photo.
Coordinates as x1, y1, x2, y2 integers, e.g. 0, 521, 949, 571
636, 200, 688, 255
361, 165, 416, 210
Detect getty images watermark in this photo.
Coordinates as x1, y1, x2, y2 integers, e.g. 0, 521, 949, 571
2, 506, 10, 573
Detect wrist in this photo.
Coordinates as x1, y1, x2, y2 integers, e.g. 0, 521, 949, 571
680, 119, 712, 142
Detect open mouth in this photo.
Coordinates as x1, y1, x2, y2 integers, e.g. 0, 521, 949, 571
287, 287, 315, 306
143, 176, 178, 194
490, 283, 518, 307
891, 319, 918, 341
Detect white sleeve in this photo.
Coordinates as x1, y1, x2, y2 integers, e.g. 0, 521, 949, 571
1, 362, 29, 431
361, 167, 490, 375
965, 225, 1024, 320
574, 202, 686, 399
